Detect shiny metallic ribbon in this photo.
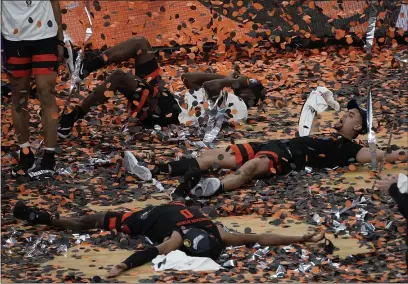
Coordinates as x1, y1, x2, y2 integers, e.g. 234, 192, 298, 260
366, 90, 377, 170
60, 3, 93, 116
365, 0, 378, 170
203, 91, 228, 145
364, 2, 377, 55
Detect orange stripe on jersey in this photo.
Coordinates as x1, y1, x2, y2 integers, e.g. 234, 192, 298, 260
109, 217, 117, 231
32, 67, 55, 75
121, 212, 132, 223
8, 57, 31, 64
243, 144, 255, 160
32, 54, 57, 62
230, 144, 243, 166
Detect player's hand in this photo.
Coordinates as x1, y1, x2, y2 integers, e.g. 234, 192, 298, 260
374, 176, 398, 193
107, 263, 127, 278
301, 231, 325, 243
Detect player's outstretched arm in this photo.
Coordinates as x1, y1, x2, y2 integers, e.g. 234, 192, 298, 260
107, 231, 183, 278
218, 226, 325, 247
356, 148, 407, 164
181, 72, 227, 90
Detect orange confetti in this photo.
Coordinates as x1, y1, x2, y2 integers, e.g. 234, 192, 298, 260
13, 28, 19, 34
104, 90, 115, 98
22, 147, 29, 155
253, 2, 263, 10
37, 21, 42, 28
384, 163, 393, 170
312, 266, 319, 274
303, 15, 312, 24
348, 164, 356, 171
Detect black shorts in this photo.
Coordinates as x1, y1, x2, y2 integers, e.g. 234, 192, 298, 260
2, 35, 58, 77
103, 209, 145, 234
126, 59, 180, 125
230, 141, 292, 175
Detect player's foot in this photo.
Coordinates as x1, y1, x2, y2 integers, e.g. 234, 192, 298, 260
12, 148, 35, 177
191, 177, 223, 197
28, 150, 56, 179
13, 201, 52, 225
58, 106, 84, 139
123, 151, 152, 181
80, 50, 105, 79
171, 168, 202, 199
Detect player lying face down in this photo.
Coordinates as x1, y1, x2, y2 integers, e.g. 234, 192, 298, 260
131, 99, 406, 198
58, 36, 266, 139
13, 195, 324, 278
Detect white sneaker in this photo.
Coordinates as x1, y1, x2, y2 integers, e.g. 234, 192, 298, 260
190, 178, 221, 197
123, 151, 152, 181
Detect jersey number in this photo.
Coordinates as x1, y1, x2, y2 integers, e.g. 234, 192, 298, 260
180, 209, 193, 219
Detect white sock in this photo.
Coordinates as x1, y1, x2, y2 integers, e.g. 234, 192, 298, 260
44, 147, 56, 152
19, 142, 30, 149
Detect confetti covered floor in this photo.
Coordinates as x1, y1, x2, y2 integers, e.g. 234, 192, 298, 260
1, 45, 408, 282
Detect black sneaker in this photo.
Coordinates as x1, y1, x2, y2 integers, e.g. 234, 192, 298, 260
28, 150, 56, 179
171, 168, 202, 199
80, 50, 105, 79
13, 201, 51, 225
58, 106, 84, 139
12, 148, 35, 177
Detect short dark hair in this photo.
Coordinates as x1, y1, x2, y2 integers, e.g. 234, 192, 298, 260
347, 99, 368, 134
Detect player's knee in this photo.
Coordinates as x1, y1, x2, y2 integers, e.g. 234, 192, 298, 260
243, 158, 269, 177
37, 84, 56, 109
132, 36, 151, 50
109, 69, 126, 84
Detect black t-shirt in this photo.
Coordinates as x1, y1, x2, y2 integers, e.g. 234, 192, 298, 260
123, 203, 220, 243
279, 133, 363, 171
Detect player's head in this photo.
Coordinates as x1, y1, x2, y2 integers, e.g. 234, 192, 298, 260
334, 99, 368, 138
182, 228, 224, 260
234, 79, 266, 108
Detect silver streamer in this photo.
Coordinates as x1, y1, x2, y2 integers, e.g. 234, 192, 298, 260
73, 233, 90, 244
270, 265, 286, 278
203, 91, 227, 145
367, 91, 377, 170
364, 2, 377, 54
364, 0, 378, 170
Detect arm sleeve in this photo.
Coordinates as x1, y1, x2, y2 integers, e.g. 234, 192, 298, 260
341, 141, 363, 166
122, 247, 159, 270
389, 184, 408, 219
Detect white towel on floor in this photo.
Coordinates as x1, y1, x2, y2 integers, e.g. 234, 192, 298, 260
298, 86, 339, 137
152, 250, 221, 272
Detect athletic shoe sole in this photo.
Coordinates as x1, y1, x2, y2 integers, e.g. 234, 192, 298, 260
123, 151, 152, 181
191, 178, 221, 197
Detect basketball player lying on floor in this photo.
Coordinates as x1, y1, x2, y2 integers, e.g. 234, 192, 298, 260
58, 36, 266, 138
13, 198, 324, 278
131, 98, 407, 198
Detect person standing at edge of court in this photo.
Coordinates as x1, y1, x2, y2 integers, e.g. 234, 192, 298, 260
1, 0, 65, 178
